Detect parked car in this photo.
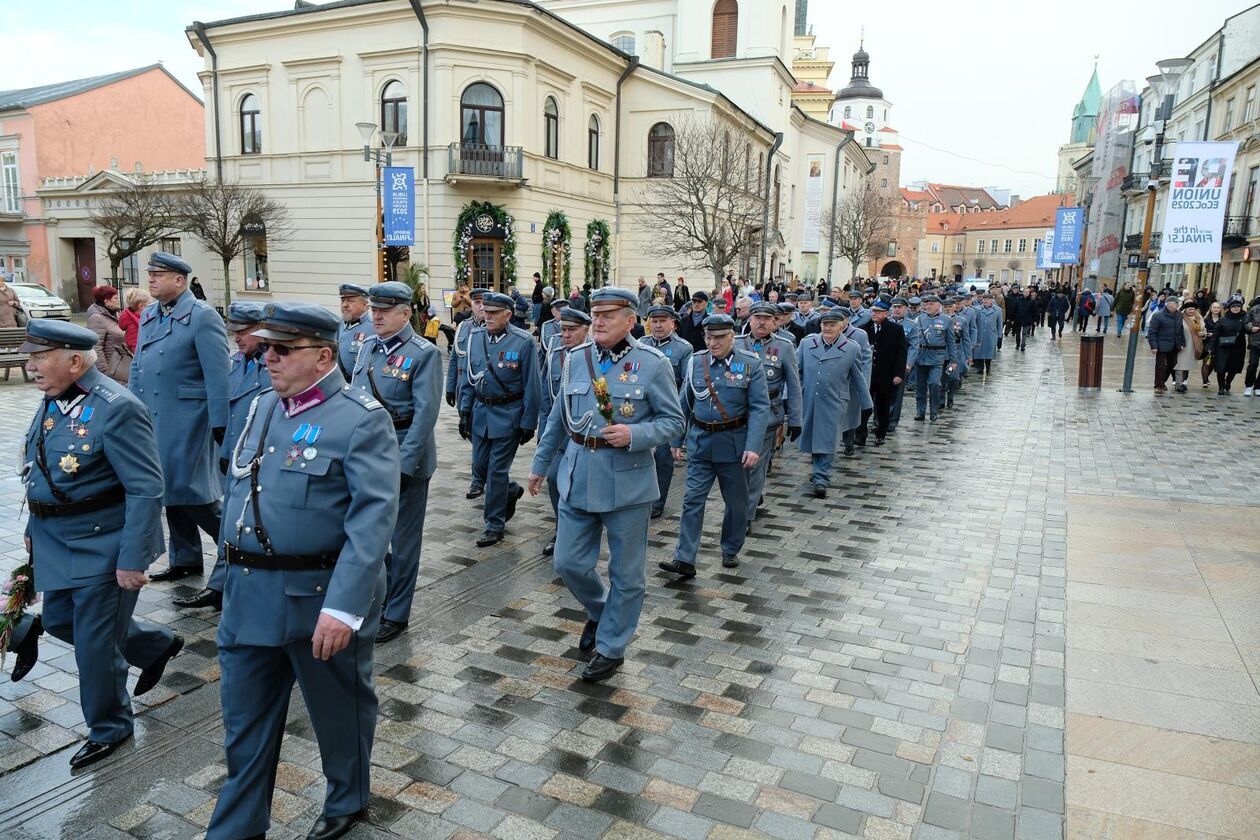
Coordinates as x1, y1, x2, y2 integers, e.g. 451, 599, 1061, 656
11, 283, 72, 320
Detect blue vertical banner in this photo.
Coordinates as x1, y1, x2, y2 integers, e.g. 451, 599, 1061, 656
383, 166, 415, 246
1051, 207, 1084, 265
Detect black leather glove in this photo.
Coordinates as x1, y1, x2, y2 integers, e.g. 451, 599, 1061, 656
458, 412, 471, 440
218, 457, 229, 475
445, 391, 456, 407
400, 472, 412, 490
787, 425, 801, 442
517, 428, 534, 446
212, 427, 225, 446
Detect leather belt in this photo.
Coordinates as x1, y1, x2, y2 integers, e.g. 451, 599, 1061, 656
393, 417, 412, 431
693, 416, 748, 432
224, 543, 339, 571
27, 487, 125, 519
571, 432, 613, 449
476, 391, 524, 406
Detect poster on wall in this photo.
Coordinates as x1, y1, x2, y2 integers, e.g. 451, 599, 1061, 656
1037, 228, 1061, 270
802, 155, 825, 253
1160, 141, 1239, 264
1051, 208, 1084, 264
383, 166, 416, 246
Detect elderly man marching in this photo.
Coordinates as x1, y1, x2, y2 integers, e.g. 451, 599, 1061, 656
639, 304, 694, 520
798, 307, 869, 498
20, 320, 181, 768
912, 294, 959, 422
660, 314, 772, 578
208, 303, 398, 840
838, 307, 873, 456
458, 292, 540, 547
175, 302, 271, 611
887, 296, 919, 433
129, 252, 229, 582
527, 287, 683, 682
336, 283, 372, 378
736, 302, 801, 528
445, 287, 487, 498
539, 297, 569, 351
538, 306, 591, 556
349, 282, 442, 643
972, 292, 1003, 377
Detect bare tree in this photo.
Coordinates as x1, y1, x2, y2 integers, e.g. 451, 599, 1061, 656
630, 117, 765, 285
88, 174, 182, 287
178, 177, 292, 307
823, 184, 895, 281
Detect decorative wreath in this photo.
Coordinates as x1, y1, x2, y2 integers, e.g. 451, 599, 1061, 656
453, 200, 516, 287
584, 219, 612, 288
541, 209, 572, 294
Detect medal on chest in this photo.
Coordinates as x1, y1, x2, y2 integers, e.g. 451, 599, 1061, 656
286, 423, 322, 466
59, 454, 80, 474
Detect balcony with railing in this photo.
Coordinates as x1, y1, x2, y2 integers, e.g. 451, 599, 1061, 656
1122, 232, 1162, 251
446, 143, 526, 185
1222, 216, 1253, 247
1121, 173, 1150, 193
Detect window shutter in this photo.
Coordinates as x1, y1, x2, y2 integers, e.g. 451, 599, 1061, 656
712, 0, 738, 59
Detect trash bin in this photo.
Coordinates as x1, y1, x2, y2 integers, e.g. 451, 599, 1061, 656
1078, 334, 1103, 389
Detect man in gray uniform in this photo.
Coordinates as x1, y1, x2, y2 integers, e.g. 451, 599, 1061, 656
336, 283, 372, 378
458, 292, 540, 547
839, 308, 874, 456
888, 296, 919, 432
21, 320, 180, 768
130, 252, 229, 582
660, 314, 771, 577
351, 282, 442, 643
527, 288, 684, 682
912, 294, 959, 422
798, 307, 868, 497
639, 304, 693, 519
209, 302, 398, 840
847, 289, 872, 328
446, 288, 487, 498
736, 302, 801, 528
537, 307, 590, 556
539, 297, 569, 350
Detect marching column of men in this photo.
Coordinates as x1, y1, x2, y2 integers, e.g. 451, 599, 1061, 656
7, 253, 1012, 839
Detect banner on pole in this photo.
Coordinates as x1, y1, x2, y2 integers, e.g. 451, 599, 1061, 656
802, 155, 824, 253
1160, 141, 1238, 264
383, 166, 415, 246
1052, 208, 1084, 264
1037, 228, 1060, 270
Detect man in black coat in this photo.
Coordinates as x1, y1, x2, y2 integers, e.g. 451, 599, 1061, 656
858, 300, 908, 446
1009, 287, 1038, 351
1146, 296, 1185, 393
677, 290, 710, 351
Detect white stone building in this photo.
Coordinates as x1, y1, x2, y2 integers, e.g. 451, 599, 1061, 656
182, 0, 871, 308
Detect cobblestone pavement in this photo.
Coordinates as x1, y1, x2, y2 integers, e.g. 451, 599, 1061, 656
0, 326, 1256, 840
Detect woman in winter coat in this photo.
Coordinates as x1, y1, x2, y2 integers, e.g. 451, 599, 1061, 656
1212, 299, 1248, 393
117, 287, 149, 351
85, 285, 131, 383
1200, 301, 1223, 387
1172, 300, 1206, 392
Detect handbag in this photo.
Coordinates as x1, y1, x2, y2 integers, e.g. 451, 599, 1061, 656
106, 345, 132, 383
1217, 334, 1238, 347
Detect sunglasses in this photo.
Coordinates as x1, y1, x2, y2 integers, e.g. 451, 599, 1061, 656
259, 343, 324, 357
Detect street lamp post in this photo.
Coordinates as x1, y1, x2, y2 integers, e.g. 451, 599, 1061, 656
355, 121, 400, 283
1120, 58, 1191, 393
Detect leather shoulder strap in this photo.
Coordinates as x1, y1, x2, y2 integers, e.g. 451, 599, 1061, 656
701, 355, 731, 422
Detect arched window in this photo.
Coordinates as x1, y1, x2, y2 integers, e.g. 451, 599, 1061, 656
712, 0, 738, 59
866, 105, 874, 119
611, 32, 636, 55
843, 106, 851, 119
461, 83, 504, 148
647, 122, 674, 177
544, 96, 559, 160
239, 93, 261, 155
381, 80, 408, 145
588, 115, 600, 170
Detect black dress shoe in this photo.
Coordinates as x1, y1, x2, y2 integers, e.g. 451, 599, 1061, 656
172, 588, 222, 610
649, 508, 664, 520
505, 482, 524, 523
465, 485, 484, 499
11, 615, 42, 682
376, 619, 407, 643
913, 414, 925, 421
69, 734, 131, 769
581, 653, 624, 683
813, 484, 827, 499
578, 619, 599, 652
844, 445, 855, 456
721, 555, 739, 568
476, 530, 504, 548
874, 437, 885, 446
543, 540, 555, 556
148, 566, 200, 583
134, 635, 184, 697
657, 560, 697, 579
929, 414, 939, 422
307, 809, 365, 840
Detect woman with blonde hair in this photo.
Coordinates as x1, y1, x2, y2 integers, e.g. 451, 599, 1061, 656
118, 287, 150, 352
1201, 301, 1223, 387
1172, 296, 1206, 393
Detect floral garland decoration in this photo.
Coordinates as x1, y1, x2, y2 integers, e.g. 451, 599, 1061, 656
0, 562, 35, 668
584, 219, 612, 288
453, 201, 516, 288
540, 209, 572, 294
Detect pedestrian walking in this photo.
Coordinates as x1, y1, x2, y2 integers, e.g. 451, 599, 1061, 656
1244, 296, 1260, 396
1172, 301, 1206, 393
971, 292, 1002, 376
208, 302, 397, 840
1047, 289, 1069, 340
1201, 301, 1223, 388
129, 252, 229, 583
527, 287, 684, 683
911, 294, 958, 421
1113, 283, 1135, 337
860, 299, 907, 445
445, 287, 487, 498
537, 307, 591, 555
118, 289, 149, 352
840, 308, 873, 454
639, 304, 694, 520
1010, 288, 1037, 350
887, 297, 918, 432
1147, 296, 1185, 393
736, 303, 801, 527
1094, 287, 1114, 333
798, 307, 867, 496
336, 284, 372, 379
1211, 299, 1248, 394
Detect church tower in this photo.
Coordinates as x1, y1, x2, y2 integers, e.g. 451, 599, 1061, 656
829, 40, 894, 151
1055, 65, 1102, 193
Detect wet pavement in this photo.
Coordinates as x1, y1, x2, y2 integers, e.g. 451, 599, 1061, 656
0, 324, 1256, 839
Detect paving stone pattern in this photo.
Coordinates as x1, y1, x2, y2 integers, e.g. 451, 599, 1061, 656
0, 330, 1254, 839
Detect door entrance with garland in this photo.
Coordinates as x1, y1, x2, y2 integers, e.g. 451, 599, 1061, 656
467, 238, 503, 291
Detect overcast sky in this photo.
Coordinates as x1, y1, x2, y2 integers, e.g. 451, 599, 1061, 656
1, 0, 1251, 199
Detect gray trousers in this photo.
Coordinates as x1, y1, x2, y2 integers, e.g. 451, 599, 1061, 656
674, 457, 749, 565
166, 502, 223, 569
384, 476, 430, 623
745, 426, 779, 523
472, 433, 521, 533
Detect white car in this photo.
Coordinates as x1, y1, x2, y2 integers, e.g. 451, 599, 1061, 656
11, 283, 72, 320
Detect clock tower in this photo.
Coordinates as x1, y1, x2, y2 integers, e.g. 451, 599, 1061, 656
829, 40, 900, 199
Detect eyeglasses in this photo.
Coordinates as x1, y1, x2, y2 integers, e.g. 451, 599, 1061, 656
259, 343, 324, 357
